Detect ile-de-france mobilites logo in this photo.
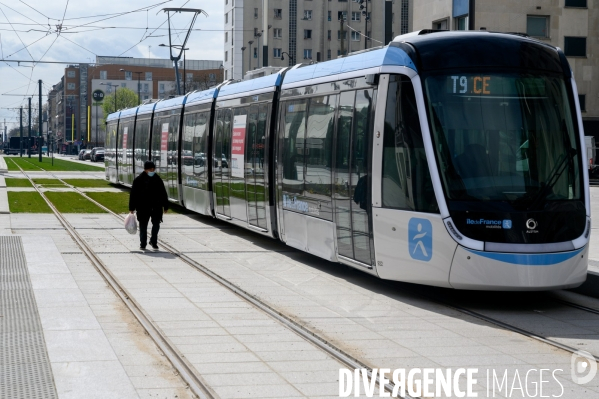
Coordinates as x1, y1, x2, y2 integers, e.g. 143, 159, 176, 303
409, 218, 432, 262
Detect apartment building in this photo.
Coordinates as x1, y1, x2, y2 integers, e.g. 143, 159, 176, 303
413, 0, 599, 136
50, 56, 223, 147
224, 0, 412, 81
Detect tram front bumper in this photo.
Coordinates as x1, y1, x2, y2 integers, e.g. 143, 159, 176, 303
449, 245, 588, 290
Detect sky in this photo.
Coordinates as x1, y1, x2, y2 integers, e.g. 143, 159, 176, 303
0, 0, 224, 130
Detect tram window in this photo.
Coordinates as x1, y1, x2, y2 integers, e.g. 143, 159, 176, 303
182, 112, 196, 187
305, 95, 337, 197
382, 75, 439, 213
282, 99, 307, 194
193, 112, 209, 188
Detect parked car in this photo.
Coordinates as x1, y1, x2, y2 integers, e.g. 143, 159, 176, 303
83, 149, 93, 160
78, 149, 86, 160
90, 147, 105, 162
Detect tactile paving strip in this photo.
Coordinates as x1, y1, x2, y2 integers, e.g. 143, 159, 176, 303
0, 236, 58, 399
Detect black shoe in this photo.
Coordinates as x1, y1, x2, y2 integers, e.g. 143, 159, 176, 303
140, 245, 146, 250
150, 242, 159, 250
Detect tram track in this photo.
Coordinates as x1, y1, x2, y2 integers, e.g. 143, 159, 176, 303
14, 162, 408, 399
16, 157, 599, 391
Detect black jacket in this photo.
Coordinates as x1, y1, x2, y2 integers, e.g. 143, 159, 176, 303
129, 172, 169, 214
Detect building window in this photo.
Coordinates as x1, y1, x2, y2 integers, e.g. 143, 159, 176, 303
564, 37, 587, 57
579, 95, 586, 111
254, 48, 258, 58
145, 72, 152, 81
105, 84, 113, 94
304, 29, 312, 39
125, 71, 132, 80
527, 16, 549, 38
159, 83, 165, 93
304, 49, 312, 59
565, 0, 587, 7
209, 73, 216, 81
304, 10, 312, 20
225, 51, 228, 62
225, 13, 228, 24
337, 30, 348, 40
338, 11, 347, 20
67, 71, 76, 78
351, 11, 360, 21
225, 32, 228, 42
254, 27, 258, 36
351, 31, 361, 41
144, 96, 149, 100
328, 11, 331, 21
455, 15, 468, 31
273, 48, 282, 58
225, 70, 228, 80
274, 28, 282, 38
121, 83, 126, 88
100, 71, 107, 80
274, 9, 282, 19
144, 83, 149, 92
67, 83, 75, 90
327, 49, 331, 59
327, 30, 331, 40
186, 73, 193, 81
254, 8, 258, 18
433, 18, 448, 30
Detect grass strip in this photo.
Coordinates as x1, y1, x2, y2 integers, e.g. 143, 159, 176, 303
86, 191, 189, 215
4, 156, 103, 171
7, 192, 52, 213
63, 179, 116, 188
45, 192, 106, 213
86, 192, 130, 214
5, 178, 33, 187
32, 178, 66, 186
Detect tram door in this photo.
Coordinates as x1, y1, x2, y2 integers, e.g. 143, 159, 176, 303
167, 115, 180, 201
245, 104, 269, 230
214, 109, 232, 217
333, 90, 375, 266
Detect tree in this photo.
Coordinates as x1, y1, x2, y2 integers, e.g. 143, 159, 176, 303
102, 87, 139, 122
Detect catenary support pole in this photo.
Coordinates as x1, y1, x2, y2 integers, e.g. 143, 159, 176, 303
38, 79, 43, 162
19, 107, 23, 157
28, 97, 31, 158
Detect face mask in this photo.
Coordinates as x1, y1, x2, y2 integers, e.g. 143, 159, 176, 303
147, 171, 155, 177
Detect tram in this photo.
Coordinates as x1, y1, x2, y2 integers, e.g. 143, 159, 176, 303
106, 31, 589, 290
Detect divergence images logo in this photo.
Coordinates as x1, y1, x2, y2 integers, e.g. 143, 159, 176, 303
571, 350, 597, 385
409, 218, 432, 262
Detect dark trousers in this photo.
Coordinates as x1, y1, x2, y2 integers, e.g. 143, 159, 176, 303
137, 210, 162, 246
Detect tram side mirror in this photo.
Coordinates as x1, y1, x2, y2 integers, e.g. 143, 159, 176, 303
365, 74, 379, 86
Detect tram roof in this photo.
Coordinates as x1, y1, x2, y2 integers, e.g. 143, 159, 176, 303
186, 87, 219, 106
137, 101, 157, 117
217, 73, 283, 100
154, 94, 187, 113
119, 106, 139, 119
393, 30, 567, 75
281, 46, 416, 88
106, 111, 120, 122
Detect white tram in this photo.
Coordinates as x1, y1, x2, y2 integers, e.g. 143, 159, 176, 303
106, 31, 590, 290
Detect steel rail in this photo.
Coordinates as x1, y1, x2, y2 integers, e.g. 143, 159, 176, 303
22, 162, 411, 399
13, 162, 216, 399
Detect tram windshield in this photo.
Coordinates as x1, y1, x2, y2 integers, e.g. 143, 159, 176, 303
424, 72, 581, 209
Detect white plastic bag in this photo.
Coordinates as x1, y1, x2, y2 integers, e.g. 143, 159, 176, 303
124, 213, 137, 235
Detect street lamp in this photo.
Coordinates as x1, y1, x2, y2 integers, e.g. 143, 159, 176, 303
255, 32, 262, 69
160, 44, 189, 94
120, 69, 143, 105
100, 83, 119, 113
219, 64, 224, 83
240, 47, 247, 79
281, 51, 295, 66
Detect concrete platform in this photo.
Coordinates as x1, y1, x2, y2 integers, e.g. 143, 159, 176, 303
1, 231, 193, 399
0, 178, 9, 214
0, 155, 8, 173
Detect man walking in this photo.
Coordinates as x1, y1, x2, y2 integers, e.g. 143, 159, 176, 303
129, 161, 169, 250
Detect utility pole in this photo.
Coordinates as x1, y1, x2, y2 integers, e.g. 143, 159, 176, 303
359, 0, 369, 50
28, 97, 31, 158
19, 107, 23, 157
38, 79, 43, 162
